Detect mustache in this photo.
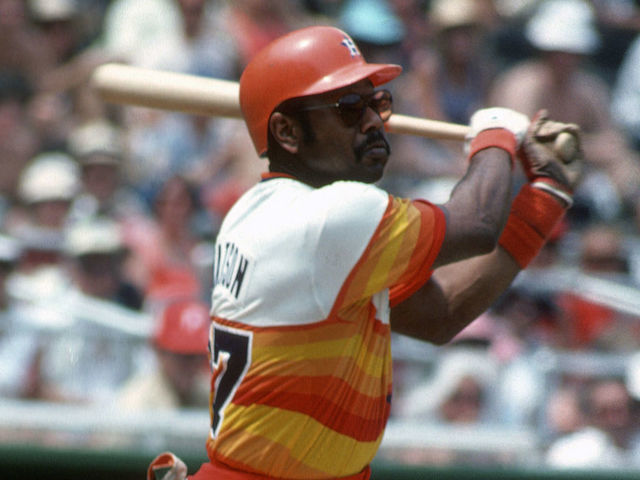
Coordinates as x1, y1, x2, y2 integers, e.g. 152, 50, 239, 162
354, 130, 390, 158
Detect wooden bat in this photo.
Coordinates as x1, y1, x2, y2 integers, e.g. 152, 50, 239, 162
90, 63, 580, 161
90, 63, 470, 141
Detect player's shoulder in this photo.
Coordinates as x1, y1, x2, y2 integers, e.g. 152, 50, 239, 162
304, 181, 391, 237
311, 180, 389, 211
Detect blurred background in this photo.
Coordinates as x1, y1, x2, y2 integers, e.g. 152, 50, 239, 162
2, 0, 640, 478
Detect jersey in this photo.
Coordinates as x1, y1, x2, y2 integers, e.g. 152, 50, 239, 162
206, 173, 446, 479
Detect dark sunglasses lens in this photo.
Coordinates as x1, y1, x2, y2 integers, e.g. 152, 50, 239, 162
337, 94, 366, 126
337, 91, 393, 126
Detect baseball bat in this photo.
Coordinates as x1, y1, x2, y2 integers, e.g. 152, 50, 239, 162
90, 63, 470, 141
90, 63, 580, 161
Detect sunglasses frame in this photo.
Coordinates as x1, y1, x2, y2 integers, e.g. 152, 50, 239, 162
297, 89, 393, 127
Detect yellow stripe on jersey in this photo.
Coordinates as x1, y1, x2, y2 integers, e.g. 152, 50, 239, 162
251, 332, 387, 379
213, 403, 384, 478
340, 197, 425, 308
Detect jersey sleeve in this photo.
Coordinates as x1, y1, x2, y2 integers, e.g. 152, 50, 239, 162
387, 199, 446, 306
332, 195, 446, 311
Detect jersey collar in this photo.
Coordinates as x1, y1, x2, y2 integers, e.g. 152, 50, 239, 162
260, 172, 298, 182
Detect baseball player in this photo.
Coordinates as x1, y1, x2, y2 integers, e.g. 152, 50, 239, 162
147, 26, 583, 480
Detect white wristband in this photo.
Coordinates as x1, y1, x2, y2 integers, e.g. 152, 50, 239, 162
531, 181, 573, 208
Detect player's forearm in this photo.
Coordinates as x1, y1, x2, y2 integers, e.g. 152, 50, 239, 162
391, 247, 520, 345
429, 247, 520, 343
433, 148, 513, 267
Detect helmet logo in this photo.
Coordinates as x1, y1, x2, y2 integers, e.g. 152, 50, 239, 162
341, 36, 361, 57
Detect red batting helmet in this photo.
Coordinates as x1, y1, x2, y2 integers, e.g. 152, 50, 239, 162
239, 26, 402, 157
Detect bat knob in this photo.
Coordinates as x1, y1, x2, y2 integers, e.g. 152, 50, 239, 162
554, 132, 578, 163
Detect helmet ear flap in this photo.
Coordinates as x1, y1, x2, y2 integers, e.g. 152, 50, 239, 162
239, 26, 402, 157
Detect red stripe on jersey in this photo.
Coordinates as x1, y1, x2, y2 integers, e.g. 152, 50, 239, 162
233, 374, 391, 442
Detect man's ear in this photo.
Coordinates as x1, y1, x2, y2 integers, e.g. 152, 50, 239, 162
269, 112, 299, 154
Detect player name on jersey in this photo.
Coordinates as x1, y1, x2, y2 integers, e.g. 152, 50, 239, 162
213, 241, 250, 299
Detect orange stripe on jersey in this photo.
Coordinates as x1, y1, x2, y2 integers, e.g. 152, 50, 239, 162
216, 317, 390, 377
244, 354, 389, 398
330, 196, 444, 316
233, 374, 390, 441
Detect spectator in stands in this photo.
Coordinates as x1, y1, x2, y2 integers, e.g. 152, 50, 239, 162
25, 0, 87, 151
395, 348, 498, 423
590, 0, 640, 84
612, 28, 640, 154
557, 223, 638, 350
546, 376, 640, 468
28, 0, 84, 66
144, 0, 240, 79
386, 0, 432, 70
67, 119, 146, 223
0, 69, 39, 207
418, 0, 495, 126
383, 0, 495, 197
544, 382, 585, 441
338, 0, 406, 66
579, 223, 630, 278
4, 153, 79, 303
10, 152, 80, 232
0, 0, 53, 85
0, 233, 44, 399
393, 348, 500, 465
222, 0, 312, 69
63, 218, 143, 311
477, 289, 562, 427
122, 175, 209, 306
100, 0, 182, 67
489, 0, 640, 224
36, 219, 151, 404
116, 0, 244, 202
115, 298, 210, 410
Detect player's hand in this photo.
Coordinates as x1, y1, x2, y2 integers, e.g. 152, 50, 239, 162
467, 107, 530, 148
520, 109, 584, 206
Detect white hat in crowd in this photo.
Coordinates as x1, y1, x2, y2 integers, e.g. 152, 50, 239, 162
395, 348, 499, 419
64, 218, 124, 257
28, 0, 78, 22
525, 0, 600, 55
18, 152, 80, 204
67, 120, 124, 166
430, 0, 481, 32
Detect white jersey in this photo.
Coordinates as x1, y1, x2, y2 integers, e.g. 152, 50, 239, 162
207, 173, 446, 479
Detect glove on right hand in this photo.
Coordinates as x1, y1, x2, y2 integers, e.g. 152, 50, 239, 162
520, 109, 583, 203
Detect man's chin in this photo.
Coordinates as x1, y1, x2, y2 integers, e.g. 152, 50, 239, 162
356, 158, 387, 183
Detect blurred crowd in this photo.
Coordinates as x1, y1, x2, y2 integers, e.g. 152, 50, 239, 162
2, 0, 640, 470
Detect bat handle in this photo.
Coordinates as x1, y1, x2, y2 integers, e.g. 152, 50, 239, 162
386, 114, 470, 141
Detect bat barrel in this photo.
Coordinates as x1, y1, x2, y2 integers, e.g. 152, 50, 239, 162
90, 63, 242, 118
90, 63, 470, 141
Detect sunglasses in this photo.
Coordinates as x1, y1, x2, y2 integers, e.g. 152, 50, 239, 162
298, 89, 393, 127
